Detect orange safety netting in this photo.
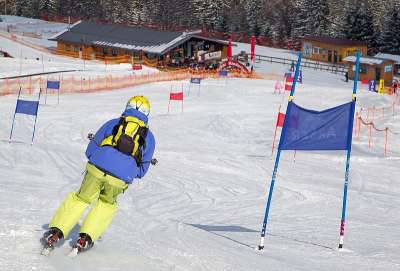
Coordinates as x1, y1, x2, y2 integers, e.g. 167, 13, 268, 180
0, 68, 258, 97
354, 106, 400, 156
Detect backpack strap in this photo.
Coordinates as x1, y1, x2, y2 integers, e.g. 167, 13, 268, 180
101, 117, 125, 147
111, 117, 125, 145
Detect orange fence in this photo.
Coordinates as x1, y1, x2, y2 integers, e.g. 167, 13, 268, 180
0, 70, 191, 96
0, 68, 257, 97
354, 96, 400, 156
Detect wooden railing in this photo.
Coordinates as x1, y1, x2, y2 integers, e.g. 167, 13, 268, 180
252, 54, 349, 74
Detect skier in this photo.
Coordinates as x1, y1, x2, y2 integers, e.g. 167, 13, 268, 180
41, 95, 156, 255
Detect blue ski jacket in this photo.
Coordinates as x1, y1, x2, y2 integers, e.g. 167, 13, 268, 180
85, 108, 155, 184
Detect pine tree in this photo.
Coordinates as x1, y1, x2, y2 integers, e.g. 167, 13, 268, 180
244, 0, 263, 36
191, 0, 227, 30
125, 0, 142, 24
15, 0, 35, 17
342, 0, 376, 54
379, 2, 400, 54
292, 0, 330, 38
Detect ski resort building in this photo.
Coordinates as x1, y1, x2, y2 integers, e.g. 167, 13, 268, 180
50, 21, 229, 68
343, 56, 395, 85
374, 53, 400, 75
302, 36, 368, 65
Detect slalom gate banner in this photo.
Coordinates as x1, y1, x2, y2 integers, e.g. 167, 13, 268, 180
45, 80, 61, 104
168, 91, 184, 113
15, 99, 39, 116
258, 51, 361, 251
170, 92, 183, 100
132, 63, 143, 70
47, 81, 60, 90
10, 88, 41, 143
219, 70, 228, 77
278, 102, 354, 150
284, 76, 293, 91
276, 112, 285, 127
190, 78, 201, 84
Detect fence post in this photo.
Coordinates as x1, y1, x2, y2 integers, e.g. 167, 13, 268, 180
368, 124, 372, 149
384, 128, 388, 156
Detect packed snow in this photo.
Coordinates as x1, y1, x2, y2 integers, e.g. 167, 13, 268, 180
0, 16, 399, 271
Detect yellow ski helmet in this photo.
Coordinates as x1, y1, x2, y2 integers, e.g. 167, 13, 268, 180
126, 95, 150, 116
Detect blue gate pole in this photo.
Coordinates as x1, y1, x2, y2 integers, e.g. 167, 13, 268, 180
258, 52, 302, 250
9, 87, 22, 142
338, 51, 360, 249
31, 89, 42, 144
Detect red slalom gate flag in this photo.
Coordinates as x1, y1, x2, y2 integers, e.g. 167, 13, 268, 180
276, 112, 285, 127
170, 92, 183, 100
284, 76, 294, 91
132, 63, 142, 70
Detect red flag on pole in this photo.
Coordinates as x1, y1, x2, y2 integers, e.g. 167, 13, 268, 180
228, 39, 232, 62
170, 92, 183, 100
276, 112, 285, 127
250, 35, 256, 63
284, 76, 294, 91
271, 107, 285, 155
168, 89, 184, 113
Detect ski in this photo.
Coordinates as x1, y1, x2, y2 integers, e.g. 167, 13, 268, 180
41, 246, 54, 256
68, 247, 80, 258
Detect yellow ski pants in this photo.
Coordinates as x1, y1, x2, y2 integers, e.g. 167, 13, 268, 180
49, 163, 128, 241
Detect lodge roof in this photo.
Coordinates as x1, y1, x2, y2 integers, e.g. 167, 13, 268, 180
343, 56, 395, 65
49, 21, 228, 55
374, 53, 400, 64
303, 36, 367, 46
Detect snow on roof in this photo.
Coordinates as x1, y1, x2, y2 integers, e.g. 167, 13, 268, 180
92, 32, 192, 54
374, 53, 400, 64
48, 20, 82, 40
343, 56, 385, 65
50, 21, 227, 55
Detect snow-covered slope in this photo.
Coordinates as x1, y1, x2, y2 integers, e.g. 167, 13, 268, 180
0, 16, 399, 271
0, 70, 400, 270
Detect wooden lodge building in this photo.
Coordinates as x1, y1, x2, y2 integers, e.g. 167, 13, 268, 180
374, 53, 400, 75
343, 56, 395, 85
302, 36, 368, 65
50, 21, 229, 68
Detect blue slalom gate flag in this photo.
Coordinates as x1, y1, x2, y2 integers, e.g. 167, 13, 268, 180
10, 88, 41, 144
190, 78, 201, 84
45, 80, 61, 105
15, 99, 39, 116
279, 101, 354, 151
219, 70, 228, 77
46, 80, 60, 90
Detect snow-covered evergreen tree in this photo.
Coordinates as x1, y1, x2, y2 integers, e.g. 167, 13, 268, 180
379, 1, 400, 54
38, 0, 58, 16
292, 0, 330, 38
342, 0, 376, 54
191, 0, 227, 30
244, 0, 263, 36
15, 0, 36, 17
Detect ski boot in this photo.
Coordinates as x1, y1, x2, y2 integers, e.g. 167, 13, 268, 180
41, 227, 64, 256
69, 233, 94, 257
